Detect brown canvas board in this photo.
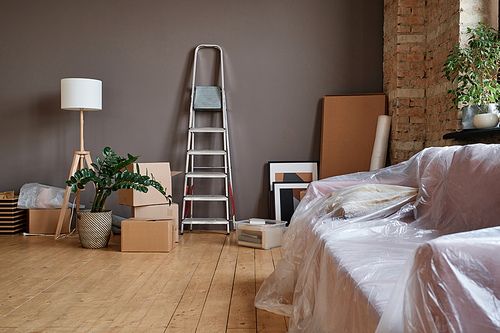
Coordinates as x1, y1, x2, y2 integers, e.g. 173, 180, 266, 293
320, 94, 387, 179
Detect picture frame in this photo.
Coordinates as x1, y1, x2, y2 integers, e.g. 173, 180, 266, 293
268, 161, 318, 219
268, 161, 319, 191
273, 182, 309, 223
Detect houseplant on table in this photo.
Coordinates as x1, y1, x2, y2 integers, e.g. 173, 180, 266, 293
443, 22, 500, 129
67, 147, 172, 249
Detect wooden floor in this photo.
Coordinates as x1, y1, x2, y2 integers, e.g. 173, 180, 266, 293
0, 231, 288, 333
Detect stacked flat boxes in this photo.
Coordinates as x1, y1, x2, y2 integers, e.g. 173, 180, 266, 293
118, 162, 180, 252
0, 195, 27, 235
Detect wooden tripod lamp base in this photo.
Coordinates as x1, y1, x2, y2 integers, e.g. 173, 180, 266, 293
54, 151, 93, 240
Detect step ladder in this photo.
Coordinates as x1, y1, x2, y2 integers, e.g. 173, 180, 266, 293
181, 44, 235, 235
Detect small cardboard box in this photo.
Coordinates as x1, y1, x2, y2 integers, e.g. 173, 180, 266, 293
118, 162, 176, 207
235, 220, 286, 250
121, 218, 173, 252
0, 195, 27, 235
131, 202, 179, 242
28, 208, 71, 234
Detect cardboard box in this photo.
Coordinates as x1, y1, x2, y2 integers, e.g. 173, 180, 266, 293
118, 162, 180, 207
121, 218, 173, 252
28, 208, 71, 234
131, 202, 179, 242
0, 195, 27, 235
235, 221, 286, 250
320, 94, 387, 179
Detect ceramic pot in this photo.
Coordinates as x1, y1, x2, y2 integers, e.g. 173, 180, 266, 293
462, 104, 499, 129
77, 210, 112, 249
473, 113, 499, 129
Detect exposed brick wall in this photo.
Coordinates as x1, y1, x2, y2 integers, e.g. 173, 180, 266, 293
384, 0, 427, 164
425, 0, 460, 148
383, 0, 500, 164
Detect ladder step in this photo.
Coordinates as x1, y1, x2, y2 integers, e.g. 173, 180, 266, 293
193, 166, 225, 169
186, 172, 227, 178
184, 195, 228, 201
182, 218, 229, 224
188, 149, 226, 155
189, 127, 225, 133
194, 86, 222, 110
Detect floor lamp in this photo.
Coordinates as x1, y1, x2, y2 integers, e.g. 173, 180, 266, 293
55, 78, 102, 240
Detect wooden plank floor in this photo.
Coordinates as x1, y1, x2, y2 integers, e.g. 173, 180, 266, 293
0, 231, 288, 333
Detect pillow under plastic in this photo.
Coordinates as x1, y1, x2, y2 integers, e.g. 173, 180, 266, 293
324, 183, 418, 219
17, 183, 67, 209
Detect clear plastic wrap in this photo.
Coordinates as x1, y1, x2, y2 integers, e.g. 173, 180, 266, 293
378, 226, 500, 333
255, 144, 500, 333
17, 183, 68, 209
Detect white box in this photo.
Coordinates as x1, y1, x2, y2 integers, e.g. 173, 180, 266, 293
131, 202, 179, 242
235, 220, 286, 249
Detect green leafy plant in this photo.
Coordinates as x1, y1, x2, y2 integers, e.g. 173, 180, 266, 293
67, 147, 172, 212
443, 22, 500, 108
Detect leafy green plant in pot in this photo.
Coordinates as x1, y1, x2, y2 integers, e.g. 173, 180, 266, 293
443, 22, 500, 129
67, 147, 172, 249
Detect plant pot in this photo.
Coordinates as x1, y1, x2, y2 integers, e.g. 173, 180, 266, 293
462, 104, 499, 129
77, 210, 112, 249
473, 113, 499, 129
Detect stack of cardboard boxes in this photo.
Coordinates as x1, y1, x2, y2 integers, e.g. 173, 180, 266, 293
118, 162, 180, 252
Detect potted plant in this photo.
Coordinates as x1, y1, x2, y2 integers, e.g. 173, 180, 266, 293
443, 22, 500, 129
67, 147, 172, 249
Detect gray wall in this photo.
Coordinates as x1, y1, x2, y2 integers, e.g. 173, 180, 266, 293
0, 0, 383, 226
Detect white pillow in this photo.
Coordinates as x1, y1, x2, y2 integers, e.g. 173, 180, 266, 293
324, 183, 418, 219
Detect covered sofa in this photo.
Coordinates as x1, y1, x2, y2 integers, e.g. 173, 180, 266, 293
255, 143, 500, 332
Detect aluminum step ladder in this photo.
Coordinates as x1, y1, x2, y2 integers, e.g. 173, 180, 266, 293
181, 44, 235, 235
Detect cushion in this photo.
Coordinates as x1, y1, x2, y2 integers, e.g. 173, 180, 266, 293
412, 144, 500, 233
324, 183, 418, 219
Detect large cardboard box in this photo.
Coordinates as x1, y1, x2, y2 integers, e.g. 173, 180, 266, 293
28, 208, 71, 234
131, 202, 179, 242
0, 195, 27, 235
320, 94, 387, 179
121, 218, 173, 252
119, 162, 176, 207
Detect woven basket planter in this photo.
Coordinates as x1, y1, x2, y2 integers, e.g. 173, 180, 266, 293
77, 210, 112, 249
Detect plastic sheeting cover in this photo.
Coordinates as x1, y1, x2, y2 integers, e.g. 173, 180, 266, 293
17, 183, 67, 209
255, 144, 500, 333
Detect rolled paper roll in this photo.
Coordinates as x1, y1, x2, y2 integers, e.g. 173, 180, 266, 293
370, 115, 392, 171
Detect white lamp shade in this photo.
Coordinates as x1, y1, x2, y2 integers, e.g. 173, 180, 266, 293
61, 78, 102, 111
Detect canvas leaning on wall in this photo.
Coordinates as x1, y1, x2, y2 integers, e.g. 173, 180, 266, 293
267, 161, 318, 222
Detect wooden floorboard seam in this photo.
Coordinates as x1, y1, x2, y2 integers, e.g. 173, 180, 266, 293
193, 235, 227, 333
221, 237, 239, 333
154, 234, 210, 331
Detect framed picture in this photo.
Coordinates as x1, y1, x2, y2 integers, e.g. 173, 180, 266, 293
268, 161, 319, 190
273, 182, 309, 223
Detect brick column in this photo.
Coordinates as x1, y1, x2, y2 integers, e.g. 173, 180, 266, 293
384, 0, 427, 164
425, 0, 460, 147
